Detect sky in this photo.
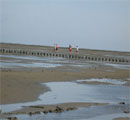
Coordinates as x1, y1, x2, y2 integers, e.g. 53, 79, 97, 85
0, 0, 129, 52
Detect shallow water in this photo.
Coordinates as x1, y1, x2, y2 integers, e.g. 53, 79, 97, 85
0, 55, 64, 68
1, 54, 130, 69
0, 55, 64, 61
0, 62, 62, 68
104, 63, 130, 70
1, 81, 130, 113
0, 55, 97, 68
40, 82, 129, 104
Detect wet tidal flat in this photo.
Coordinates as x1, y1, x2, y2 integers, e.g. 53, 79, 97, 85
0, 54, 130, 120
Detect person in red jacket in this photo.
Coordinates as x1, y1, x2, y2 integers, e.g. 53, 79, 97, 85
69, 45, 72, 54
56, 44, 59, 51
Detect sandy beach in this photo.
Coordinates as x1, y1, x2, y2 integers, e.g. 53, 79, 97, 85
0, 43, 130, 120
0, 65, 129, 105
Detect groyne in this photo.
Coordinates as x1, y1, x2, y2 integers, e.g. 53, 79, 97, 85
0, 43, 130, 64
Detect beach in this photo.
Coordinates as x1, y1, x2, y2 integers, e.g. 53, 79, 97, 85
0, 66, 130, 105
0, 43, 130, 120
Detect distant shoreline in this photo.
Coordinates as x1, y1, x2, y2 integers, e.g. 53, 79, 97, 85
1, 42, 130, 53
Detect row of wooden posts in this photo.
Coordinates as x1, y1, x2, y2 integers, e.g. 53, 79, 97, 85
0, 48, 130, 64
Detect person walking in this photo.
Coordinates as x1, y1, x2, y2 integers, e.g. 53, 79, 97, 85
54, 44, 56, 52
56, 44, 59, 51
69, 45, 72, 54
76, 46, 79, 53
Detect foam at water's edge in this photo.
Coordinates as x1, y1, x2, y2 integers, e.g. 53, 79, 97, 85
76, 78, 127, 85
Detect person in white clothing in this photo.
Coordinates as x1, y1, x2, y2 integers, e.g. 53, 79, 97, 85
76, 46, 79, 53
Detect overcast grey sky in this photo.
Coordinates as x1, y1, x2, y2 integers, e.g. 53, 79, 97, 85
0, 0, 129, 52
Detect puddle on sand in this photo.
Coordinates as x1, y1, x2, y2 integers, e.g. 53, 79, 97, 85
76, 78, 127, 85
104, 63, 130, 70
0, 55, 64, 61
39, 82, 129, 104
1, 54, 130, 69
0, 55, 64, 68
0, 62, 62, 68
0, 55, 97, 69
1, 81, 130, 113
0, 54, 71, 64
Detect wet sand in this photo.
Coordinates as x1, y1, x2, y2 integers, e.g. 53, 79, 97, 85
0, 43, 130, 120
0, 66, 129, 105
7, 102, 106, 115
113, 118, 130, 120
